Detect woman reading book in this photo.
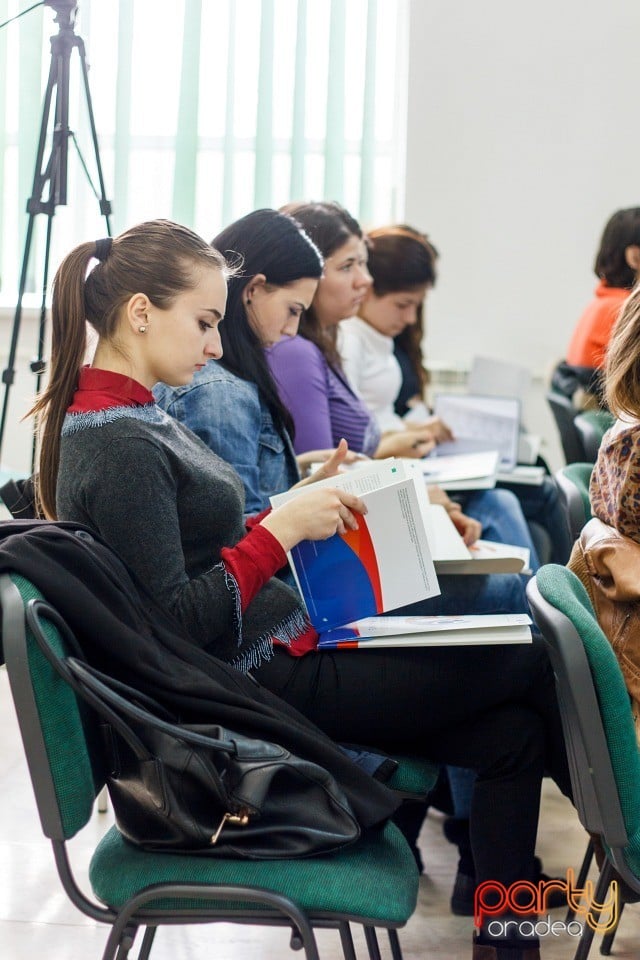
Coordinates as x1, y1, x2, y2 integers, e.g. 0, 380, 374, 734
267, 202, 547, 566
155, 208, 529, 614
34, 217, 572, 960
154, 207, 550, 903
334, 219, 570, 566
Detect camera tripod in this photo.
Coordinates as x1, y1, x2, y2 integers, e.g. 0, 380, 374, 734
0, 0, 112, 466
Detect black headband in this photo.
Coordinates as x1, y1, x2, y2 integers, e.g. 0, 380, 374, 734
94, 237, 113, 262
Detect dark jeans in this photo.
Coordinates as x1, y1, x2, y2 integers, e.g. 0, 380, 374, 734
498, 476, 573, 565
394, 571, 529, 617
254, 637, 571, 897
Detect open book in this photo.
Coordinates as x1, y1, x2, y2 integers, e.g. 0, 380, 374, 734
417, 451, 499, 488
318, 613, 532, 649
425, 504, 531, 574
270, 459, 440, 632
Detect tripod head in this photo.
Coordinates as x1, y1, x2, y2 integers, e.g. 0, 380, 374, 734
44, 1, 78, 13
44, 1, 78, 30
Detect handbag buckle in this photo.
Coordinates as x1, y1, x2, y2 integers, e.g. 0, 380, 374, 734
211, 809, 250, 845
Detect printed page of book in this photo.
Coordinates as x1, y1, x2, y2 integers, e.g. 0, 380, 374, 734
282, 476, 440, 632
270, 458, 410, 508
422, 504, 529, 574
442, 540, 530, 575
495, 465, 545, 486
320, 612, 531, 641
436, 475, 498, 492
412, 451, 499, 484
422, 504, 471, 561
318, 622, 533, 649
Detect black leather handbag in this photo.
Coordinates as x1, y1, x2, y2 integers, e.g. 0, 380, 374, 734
63, 656, 361, 858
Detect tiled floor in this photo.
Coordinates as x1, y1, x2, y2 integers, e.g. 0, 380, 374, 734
2, 666, 640, 959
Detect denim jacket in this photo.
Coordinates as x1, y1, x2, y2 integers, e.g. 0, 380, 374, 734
154, 362, 300, 516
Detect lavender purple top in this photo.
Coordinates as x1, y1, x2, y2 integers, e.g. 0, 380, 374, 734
267, 335, 381, 456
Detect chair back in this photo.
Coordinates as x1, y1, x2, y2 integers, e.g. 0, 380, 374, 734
574, 410, 615, 464
555, 463, 593, 541
527, 566, 640, 883
0, 573, 105, 841
546, 390, 587, 464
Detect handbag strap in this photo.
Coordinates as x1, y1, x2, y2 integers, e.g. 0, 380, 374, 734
24, 596, 237, 761
67, 659, 238, 755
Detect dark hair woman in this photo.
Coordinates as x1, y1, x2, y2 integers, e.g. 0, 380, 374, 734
560, 207, 640, 406
39, 217, 573, 960
154, 208, 335, 514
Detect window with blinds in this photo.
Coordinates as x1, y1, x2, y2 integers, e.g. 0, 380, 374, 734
0, 0, 407, 303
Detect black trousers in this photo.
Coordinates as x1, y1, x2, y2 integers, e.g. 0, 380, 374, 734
254, 637, 572, 893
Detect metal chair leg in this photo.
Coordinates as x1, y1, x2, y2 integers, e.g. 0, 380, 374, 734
338, 922, 358, 960
600, 899, 623, 956
137, 926, 158, 960
110, 924, 138, 960
363, 925, 383, 960
574, 859, 615, 960
388, 928, 404, 960
567, 839, 594, 923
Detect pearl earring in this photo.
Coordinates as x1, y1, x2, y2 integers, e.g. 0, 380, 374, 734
138, 325, 147, 333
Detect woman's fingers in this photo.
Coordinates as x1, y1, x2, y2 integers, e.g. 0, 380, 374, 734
337, 490, 367, 516
318, 438, 349, 477
413, 437, 436, 457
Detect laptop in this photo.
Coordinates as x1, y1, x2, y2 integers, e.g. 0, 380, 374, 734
468, 355, 531, 401
431, 393, 521, 472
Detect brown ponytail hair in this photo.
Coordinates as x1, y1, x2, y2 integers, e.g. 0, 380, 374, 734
30, 219, 227, 518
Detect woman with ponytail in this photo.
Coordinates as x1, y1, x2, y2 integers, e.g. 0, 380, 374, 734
33, 218, 573, 960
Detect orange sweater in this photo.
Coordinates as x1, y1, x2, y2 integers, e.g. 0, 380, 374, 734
566, 281, 629, 369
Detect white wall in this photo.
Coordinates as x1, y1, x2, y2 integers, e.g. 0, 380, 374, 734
404, 0, 640, 378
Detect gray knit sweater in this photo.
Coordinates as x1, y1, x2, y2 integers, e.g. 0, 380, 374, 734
57, 403, 310, 670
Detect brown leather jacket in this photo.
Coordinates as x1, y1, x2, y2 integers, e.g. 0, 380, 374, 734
568, 517, 640, 741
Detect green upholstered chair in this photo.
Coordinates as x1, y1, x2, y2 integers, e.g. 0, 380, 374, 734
573, 411, 614, 465
554, 463, 594, 542
527, 566, 640, 960
546, 391, 587, 464
1, 572, 425, 960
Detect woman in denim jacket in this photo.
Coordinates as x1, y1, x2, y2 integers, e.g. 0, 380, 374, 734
155, 352, 300, 516
156, 208, 531, 610
155, 210, 361, 515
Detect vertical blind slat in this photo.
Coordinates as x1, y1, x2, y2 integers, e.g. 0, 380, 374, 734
113, 0, 134, 233
0, 0, 403, 297
18, 9, 44, 289
359, 0, 377, 225
221, 1, 237, 227
0, 0, 8, 252
289, 0, 307, 202
253, 0, 275, 208
323, 0, 345, 203
172, 0, 202, 227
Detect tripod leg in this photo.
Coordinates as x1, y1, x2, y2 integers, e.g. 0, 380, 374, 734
0, 15, 112, 464
30, 213, 56, 471
0, 51, 60, 459
76, 36, 112, 229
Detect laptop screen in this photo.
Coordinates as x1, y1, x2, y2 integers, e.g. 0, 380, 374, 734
468, 356, 531, 401
433, 393, 521, 471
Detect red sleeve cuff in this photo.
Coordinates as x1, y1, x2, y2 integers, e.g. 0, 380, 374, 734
221, 523, 288, 611
246, 507, 272, 531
